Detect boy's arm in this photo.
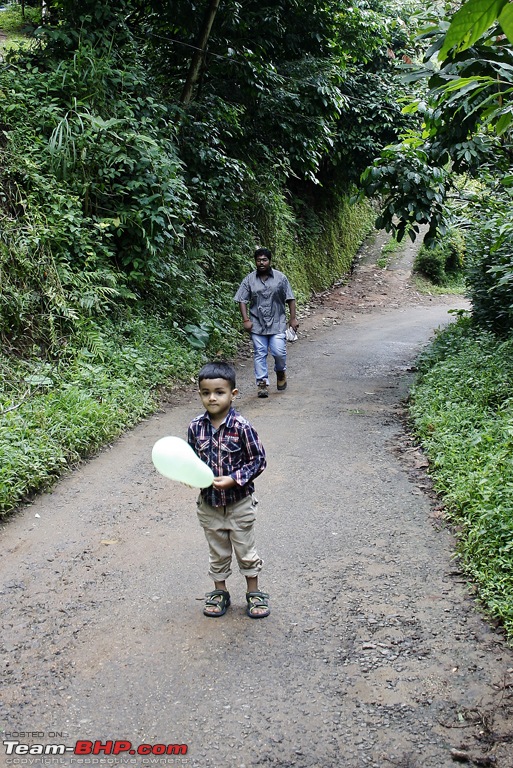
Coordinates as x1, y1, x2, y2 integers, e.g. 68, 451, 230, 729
230, 424, 266, 488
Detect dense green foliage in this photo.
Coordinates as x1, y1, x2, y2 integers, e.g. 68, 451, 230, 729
360, 0, 513, 334
410, 317, 513, 637
413, 228, 465, 286
462, 177, 513, 335
0, 319, 202, 514
0, 0, 413, 354
1, 0, 409, 514
0, 3, 40, 32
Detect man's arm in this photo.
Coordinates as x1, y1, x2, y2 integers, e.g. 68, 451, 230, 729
235, 277, 254, 332
287, 298, 299, 330
239, 301, 253, 332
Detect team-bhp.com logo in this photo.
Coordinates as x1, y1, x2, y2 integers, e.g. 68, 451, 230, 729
3, 740, 188, 758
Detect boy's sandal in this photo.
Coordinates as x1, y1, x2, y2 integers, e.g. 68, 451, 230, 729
246, 591, 270, 619
203, 589, 231, 617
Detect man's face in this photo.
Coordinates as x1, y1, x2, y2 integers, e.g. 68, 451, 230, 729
255, 254, 271, 274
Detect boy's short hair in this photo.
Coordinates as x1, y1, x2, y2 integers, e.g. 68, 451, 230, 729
254, 247, 272, 261
198, 361, 236, 389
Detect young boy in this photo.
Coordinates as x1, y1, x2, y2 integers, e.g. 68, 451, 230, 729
187, 361, 270, 618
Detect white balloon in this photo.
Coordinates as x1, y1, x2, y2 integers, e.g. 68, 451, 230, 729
152, 436, 214, 488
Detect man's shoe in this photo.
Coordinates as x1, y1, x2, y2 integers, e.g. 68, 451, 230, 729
277, 372, 287, 391
257, 381, 269, 398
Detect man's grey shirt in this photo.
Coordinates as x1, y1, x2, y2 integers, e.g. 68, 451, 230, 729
234, 267, 295, 336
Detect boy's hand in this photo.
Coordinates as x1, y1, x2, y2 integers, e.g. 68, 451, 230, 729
213, 475, 237, 489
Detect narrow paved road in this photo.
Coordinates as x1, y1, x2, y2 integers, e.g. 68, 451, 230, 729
1, 249, 512, 768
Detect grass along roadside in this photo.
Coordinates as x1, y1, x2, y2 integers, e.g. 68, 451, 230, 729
409, 315, 513, 641
0, 3, 40, 55
376, 233, 403, 269
412, 272, 467, 295
0, 314, 229, 518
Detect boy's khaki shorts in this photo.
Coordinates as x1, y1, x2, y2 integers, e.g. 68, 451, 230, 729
196, 493, 263, 581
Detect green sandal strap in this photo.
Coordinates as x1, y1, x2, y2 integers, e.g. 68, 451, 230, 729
246, 591, 270, 618
204, 589, 230, 617
246, 591, 269, 603
205, 589, 229, 605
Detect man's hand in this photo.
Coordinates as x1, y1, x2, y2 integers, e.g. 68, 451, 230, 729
243, 318, 253, 332
213, 475, 237, 489
290, 318, 299, 331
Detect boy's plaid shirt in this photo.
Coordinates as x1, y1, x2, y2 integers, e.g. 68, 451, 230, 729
187, 407, 266, 507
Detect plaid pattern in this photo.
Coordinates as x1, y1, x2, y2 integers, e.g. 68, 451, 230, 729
188, 407, 266, 508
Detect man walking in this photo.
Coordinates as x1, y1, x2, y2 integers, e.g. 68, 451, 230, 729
234, 247, 299, 398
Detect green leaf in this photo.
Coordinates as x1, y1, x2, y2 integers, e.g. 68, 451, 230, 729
498, 4, 513, 44
495, 112, 513, 135
184, 324, 210, 349
439, 0, 508, 60
24, 375, 54, 387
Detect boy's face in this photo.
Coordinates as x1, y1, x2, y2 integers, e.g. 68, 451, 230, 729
199, 378, 237, 420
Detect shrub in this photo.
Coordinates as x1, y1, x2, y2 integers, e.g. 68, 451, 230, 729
411, 318, 513, 637
0, 312, 221, 516
413, 228, 465, 285
463, 183, 513, 336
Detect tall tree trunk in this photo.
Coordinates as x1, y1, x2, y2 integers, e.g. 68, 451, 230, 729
180, 0, 221, 106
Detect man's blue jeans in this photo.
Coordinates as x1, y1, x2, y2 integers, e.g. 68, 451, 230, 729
251, 332, 286, 384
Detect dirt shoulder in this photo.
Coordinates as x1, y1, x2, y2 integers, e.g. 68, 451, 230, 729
1, 233, 512, 768
300, 229, 461, 321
